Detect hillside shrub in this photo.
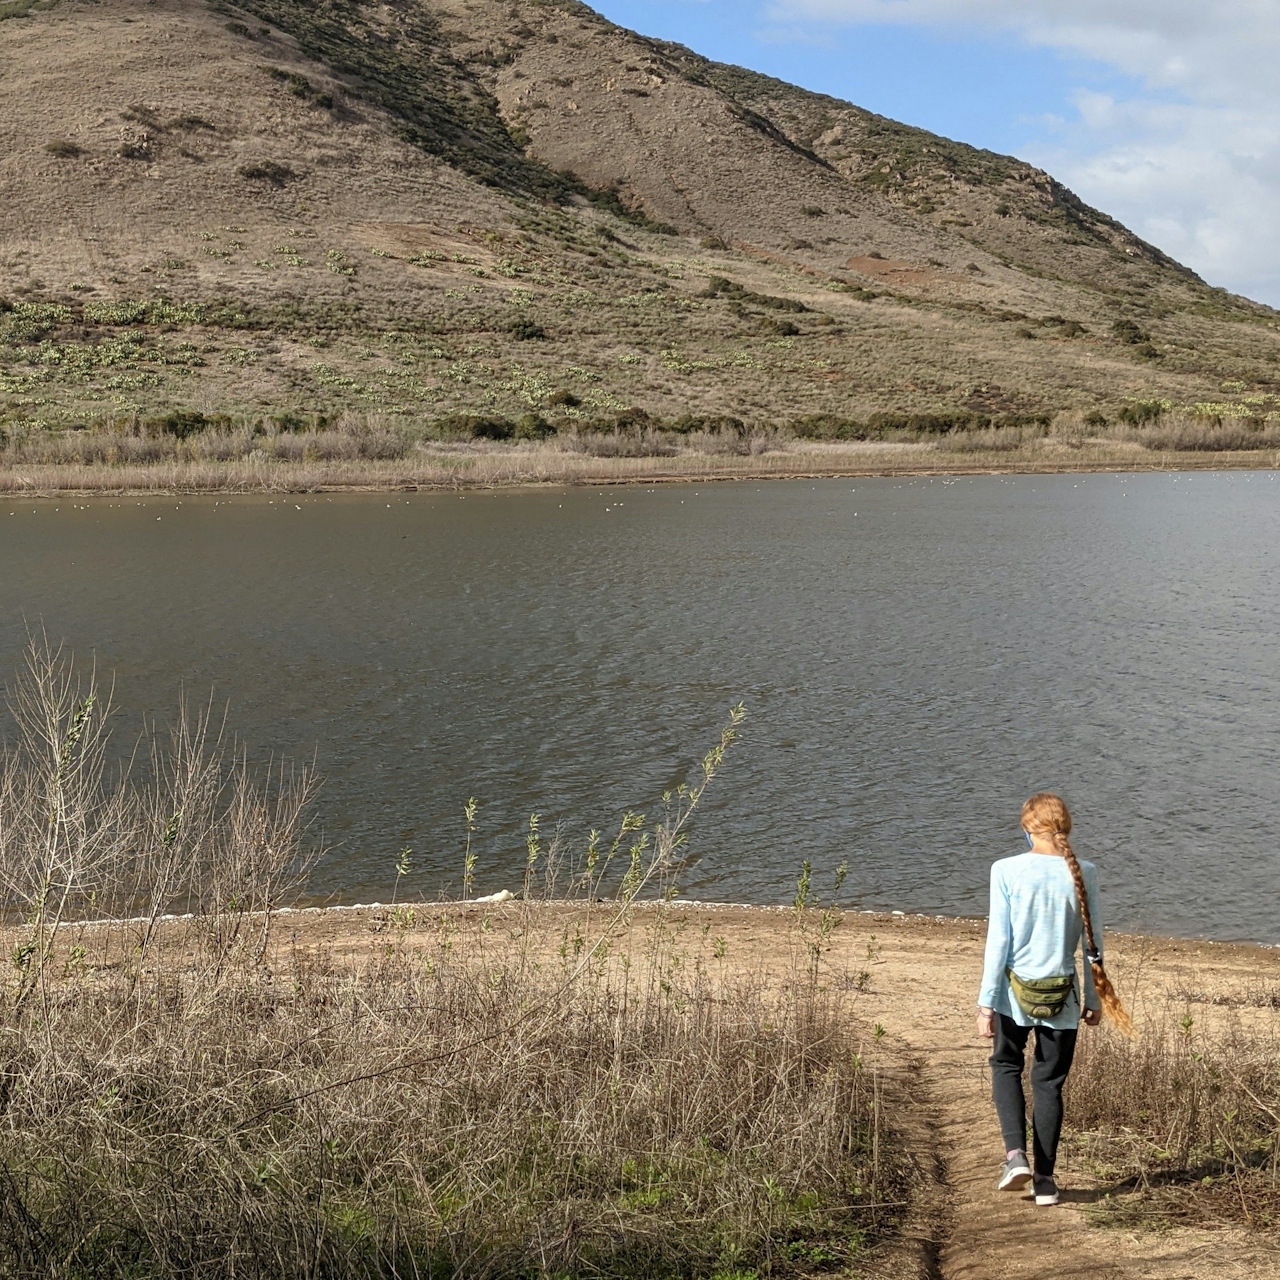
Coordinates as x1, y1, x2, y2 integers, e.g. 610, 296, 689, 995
1112, 318, 1153, 346
703, 276, 807, 313
513, 412, 553, 440
431, 413, 556, 441
1117, 399, 1165, 426
668, 414, 746, 435
789, 415, 869, 441
239, 162, 297, 187
151, 410, 222, 439
867, 410, 988, 435
44, 140, 83, 159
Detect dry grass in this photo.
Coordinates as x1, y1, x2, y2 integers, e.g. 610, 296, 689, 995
0, 644, 910, 1278
1065, 1012, 1280, 1232
0, 431, 1278, 496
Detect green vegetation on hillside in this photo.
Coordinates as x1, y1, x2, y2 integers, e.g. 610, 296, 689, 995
1, 0, 1278, 476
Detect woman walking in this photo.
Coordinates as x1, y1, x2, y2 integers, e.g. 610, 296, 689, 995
977, 792, 1131, 1206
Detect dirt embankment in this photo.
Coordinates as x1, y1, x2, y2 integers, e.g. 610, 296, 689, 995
271, 900, 1280, 1280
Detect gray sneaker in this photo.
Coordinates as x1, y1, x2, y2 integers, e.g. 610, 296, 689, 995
997, 1152, 1032, 1192
1033, 1175, 1059, 1206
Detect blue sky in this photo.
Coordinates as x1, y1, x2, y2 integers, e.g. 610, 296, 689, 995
590, 1, 1280, 307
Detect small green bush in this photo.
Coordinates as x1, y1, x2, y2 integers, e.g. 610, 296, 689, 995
225, 21, 253, 37
431, 413, 519, 440
1118, 399, 1165, 426
1112, 318, 1151, 345
702, 277, 806, 313
508, 318, 546, 341
668, 414, 746, 435
270, 411, 329, 433
513, 413, 553, 440
790, 415, 869, 441
45, 140, 83, 159
547, 389, 580, 407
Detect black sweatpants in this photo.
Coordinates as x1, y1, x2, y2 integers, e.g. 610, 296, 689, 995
990, 1013, 1078, 1177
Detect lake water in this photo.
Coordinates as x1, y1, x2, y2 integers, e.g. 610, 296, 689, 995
2, 473, 1278, 943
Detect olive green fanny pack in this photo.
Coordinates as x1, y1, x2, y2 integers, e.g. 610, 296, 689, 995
1006, 968, 1076, 1021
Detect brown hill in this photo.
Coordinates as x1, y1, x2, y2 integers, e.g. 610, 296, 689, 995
2, 0, 1279, 442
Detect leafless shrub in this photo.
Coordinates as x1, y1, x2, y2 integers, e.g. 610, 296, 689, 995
0, 637, 319, 991
0, 925, 905, 1277
1065, 1011, 1280, 1229
262, 428, 409, 462
935, 426, 1031, 454
1131, 414, 1280, 452
559, 427, 678, 457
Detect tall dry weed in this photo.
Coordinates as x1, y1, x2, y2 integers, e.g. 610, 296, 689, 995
1065, 1010, 1280, 1229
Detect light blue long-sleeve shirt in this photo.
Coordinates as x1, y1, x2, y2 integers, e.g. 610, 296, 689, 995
978, 851, 1102, 1030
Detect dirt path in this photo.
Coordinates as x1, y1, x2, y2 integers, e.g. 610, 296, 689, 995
834, 912, 1280, 1280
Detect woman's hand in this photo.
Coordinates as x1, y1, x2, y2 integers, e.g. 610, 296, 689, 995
1081, 1007, 1102, 1027
976, 1007, 995, 1039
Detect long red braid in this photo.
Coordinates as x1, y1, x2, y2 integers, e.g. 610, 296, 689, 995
1021, 793, 1133, 1036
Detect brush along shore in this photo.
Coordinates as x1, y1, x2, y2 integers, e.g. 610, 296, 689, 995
0, 432, 1277, 496
6, 898, 1278, 1280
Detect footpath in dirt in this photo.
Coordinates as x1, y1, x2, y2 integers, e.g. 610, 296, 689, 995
830, 912, 1280, 1280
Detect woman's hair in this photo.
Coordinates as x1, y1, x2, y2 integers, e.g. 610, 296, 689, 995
1020, 792, 1133, 1035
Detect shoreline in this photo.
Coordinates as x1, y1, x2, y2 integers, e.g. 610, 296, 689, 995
0, 443, 1277, 497
31, 896, 1280, 954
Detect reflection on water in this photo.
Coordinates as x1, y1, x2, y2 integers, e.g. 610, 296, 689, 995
2, 472, 1278, 942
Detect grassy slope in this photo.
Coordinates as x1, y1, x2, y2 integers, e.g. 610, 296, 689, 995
0, 0, 1277, 447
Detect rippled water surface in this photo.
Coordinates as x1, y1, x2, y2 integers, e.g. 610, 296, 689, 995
3, 473, 1278, 942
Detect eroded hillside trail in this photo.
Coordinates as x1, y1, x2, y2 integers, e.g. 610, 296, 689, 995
847, 916, 1280, 1280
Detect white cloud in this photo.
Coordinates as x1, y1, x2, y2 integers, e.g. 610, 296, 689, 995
772, 1, 1280, 303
